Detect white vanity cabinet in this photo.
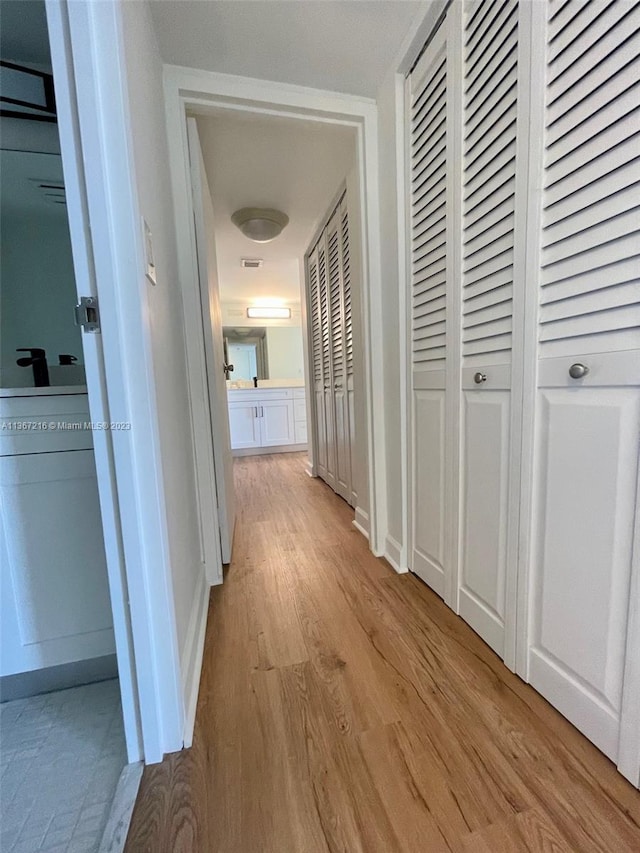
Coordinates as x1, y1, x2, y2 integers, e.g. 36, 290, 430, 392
228, 387, 307, 454
0, 388, 115, 680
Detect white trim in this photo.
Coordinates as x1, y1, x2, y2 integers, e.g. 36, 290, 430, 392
515, 0, 547, 680
64, 0, 184, 762
394, 0, 450, 76
444, 1, 463, 612
353, 508, 370, 541
181, 569, 210, 748
384, 534, 406, 575
232, 444, 308, 458
618, 461, 640, 785
163, 65, 386, 557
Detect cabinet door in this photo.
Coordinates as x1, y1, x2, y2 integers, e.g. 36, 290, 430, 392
457, 0, 524, 663
527, 0, 640, 771
0, 450, 115, 676
228, 402, 261, 449
259, 400, 295, 446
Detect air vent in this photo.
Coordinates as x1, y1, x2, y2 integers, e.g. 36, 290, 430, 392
241, 258, 263, 269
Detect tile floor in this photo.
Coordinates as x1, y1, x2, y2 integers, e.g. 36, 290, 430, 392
0, 679, 127, 853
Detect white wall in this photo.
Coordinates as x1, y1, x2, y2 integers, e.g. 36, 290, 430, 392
266, 326, 304, 380
1, 213, 83, 372
118, 0, 205, 718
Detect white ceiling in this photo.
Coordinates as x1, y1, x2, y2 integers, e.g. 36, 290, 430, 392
196, 110, 356, 304
150, 0, 423, 98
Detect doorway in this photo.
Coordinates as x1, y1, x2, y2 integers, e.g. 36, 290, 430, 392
166, 68, 385, 579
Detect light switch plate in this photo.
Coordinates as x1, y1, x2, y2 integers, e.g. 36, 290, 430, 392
142, 217, 156, 285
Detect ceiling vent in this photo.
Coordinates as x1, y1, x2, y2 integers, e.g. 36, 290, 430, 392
241, 258, 264, 269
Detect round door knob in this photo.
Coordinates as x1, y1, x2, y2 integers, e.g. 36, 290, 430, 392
569, 363, 589, 379
474, 372, 487, 384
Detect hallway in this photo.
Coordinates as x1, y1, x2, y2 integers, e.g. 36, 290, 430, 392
125, 454, 640, 852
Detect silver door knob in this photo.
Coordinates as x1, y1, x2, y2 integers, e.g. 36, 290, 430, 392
474, 372, 487, 384
569, 363, 589, 379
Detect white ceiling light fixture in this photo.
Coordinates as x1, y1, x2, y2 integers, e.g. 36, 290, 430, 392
231, 207, 289, 243
247, 306, 291, 319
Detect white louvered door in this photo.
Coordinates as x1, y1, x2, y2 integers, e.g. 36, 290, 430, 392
457, 0, 524, 662
307, 248, 328, 481
526, 0, 640, 767
408, 11, 460, 602
340, 195, 357, 507
318, 235, 337, 490
306, 191, 356, 506
328, 207, 352, 502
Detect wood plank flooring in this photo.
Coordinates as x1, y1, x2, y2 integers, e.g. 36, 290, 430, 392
125, 452, 640, 852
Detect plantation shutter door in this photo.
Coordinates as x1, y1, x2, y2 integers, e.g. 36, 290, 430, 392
318, 233, 337, 488
327, 200, 352, 503
408, 12, 458, 600
339, 194, 357, 507
527, 0, 640, 764
457, 0, 523, 662
307, 247, 328, 480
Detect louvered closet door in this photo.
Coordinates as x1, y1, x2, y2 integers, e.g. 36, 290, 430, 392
408, 16, 456, 600
527, 0, 640, 765
328, 204, 352, 503
458, 0, 522, 660
318, 234, 337, 489
307, 248, 328, 481
339, 195, 357, 507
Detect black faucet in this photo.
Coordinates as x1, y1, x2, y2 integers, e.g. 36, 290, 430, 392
16, 348, 50, 387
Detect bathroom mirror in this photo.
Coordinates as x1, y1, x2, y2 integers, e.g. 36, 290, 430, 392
223, 324, 305, 383
0, 148, 84, 388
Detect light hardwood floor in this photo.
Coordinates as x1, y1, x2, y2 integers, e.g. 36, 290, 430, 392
125, 452, 640, 852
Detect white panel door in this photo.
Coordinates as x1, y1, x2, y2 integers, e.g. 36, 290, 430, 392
457, 0, 523, 662
0, 450, 115, 676
527, 0, 640, 772
408, 8, 461, 603
259, 400, 295, 447
228, 402, 261, 449
188, 118, 236, 565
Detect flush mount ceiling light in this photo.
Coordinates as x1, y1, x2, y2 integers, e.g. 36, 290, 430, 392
231, 208, 289, 243
247, 306, 291, 319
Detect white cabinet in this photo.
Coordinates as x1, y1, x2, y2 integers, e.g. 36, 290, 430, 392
228, 401, 262, 449
227, 388, 307, 454
0, 390, 115, 678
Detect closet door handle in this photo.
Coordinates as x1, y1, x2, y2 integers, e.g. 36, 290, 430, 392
474, 372, 487, 384
569, 363, 589, 379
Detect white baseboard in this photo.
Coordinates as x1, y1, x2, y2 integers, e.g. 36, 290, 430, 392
353, 507, 369, 541
232, 443, 307, 457
181, 570, 210, 748
384, 534, 407, 574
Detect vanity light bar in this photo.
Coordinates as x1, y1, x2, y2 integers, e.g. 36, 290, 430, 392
247, 307, 291, 319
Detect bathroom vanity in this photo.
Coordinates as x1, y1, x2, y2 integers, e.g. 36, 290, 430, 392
228, 386, 307, 454
0, 387, 115, 690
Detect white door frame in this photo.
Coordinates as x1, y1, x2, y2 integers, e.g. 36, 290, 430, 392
47, 0, 184, 763
163, 66, 387, 557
